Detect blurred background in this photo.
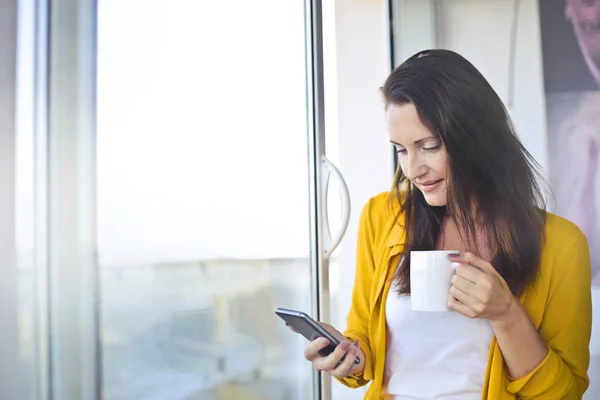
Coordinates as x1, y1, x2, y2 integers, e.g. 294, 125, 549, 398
0, 0, 598, 399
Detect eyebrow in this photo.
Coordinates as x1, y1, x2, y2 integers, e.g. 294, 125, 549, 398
389, 136, 438, 147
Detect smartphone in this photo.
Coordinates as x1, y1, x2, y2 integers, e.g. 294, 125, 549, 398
275, 307, 360, 365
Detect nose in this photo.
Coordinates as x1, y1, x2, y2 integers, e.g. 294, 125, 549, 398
402, 153, 426, 181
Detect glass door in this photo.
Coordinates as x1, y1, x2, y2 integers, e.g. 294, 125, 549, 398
10, 0, 342, 398
0, 0, 381, 397
95, 0, 337, 399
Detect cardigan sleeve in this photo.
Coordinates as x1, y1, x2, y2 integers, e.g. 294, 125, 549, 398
507, 234, 592, 399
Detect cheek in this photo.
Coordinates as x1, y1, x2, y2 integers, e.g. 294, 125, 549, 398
431, 153, 448, 177
398, 158, 407, 175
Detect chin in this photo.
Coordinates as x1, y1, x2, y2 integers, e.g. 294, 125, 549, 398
423, 194, 447, 207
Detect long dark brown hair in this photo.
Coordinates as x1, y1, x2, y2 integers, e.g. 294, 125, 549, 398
383, 49, 546, 296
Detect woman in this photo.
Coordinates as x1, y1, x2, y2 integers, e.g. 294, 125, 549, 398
300, 50, 592, 399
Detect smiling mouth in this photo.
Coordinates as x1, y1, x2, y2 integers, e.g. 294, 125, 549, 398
418, 179, 443, 192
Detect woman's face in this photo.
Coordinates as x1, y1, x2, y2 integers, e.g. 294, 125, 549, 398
566, 0, 600, 87
386, 103, 449, 207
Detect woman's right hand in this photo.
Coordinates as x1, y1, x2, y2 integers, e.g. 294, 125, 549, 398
288, 321, 365, 378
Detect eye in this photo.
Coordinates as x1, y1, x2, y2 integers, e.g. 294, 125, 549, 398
396, 148, 407, 155
423, 144, 442, 152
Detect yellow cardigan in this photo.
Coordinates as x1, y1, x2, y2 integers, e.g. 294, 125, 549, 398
336, 192, 592, 399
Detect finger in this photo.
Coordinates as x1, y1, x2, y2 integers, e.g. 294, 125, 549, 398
453, 263, 485, 283
449, 284, 471, 304
330, 344, 359, 377
453, 264, 499, 303
451, 273, 477, 293
314, 341, 351, 372
472, 277, 498, 304
448, 294, 477, 318
304, 337, 331, 362
317, 322, 345, 343
317, 322, 332, 330
450, 252, 498, 275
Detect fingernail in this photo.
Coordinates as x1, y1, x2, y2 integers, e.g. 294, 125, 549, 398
341, 342, 350, 351
353, 339, 360, 348
320, 338, 329, 345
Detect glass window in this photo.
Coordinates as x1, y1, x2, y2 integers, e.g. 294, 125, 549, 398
97, 1, 317, 398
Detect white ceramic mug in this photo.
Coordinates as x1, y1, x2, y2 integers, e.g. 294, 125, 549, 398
410, 250, 461, 312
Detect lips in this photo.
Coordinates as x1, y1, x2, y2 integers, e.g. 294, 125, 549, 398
416, 179, 443, 193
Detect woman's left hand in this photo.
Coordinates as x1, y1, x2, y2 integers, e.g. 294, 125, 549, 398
448, 252, 518, 322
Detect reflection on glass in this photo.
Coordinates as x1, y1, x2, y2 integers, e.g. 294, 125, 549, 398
97, 1, 314, 398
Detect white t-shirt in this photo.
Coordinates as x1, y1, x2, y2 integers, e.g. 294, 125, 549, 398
384, 287, 494, 399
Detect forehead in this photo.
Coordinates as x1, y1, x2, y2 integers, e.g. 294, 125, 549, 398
385, 103, 434, 144
567, 0, 600, 17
